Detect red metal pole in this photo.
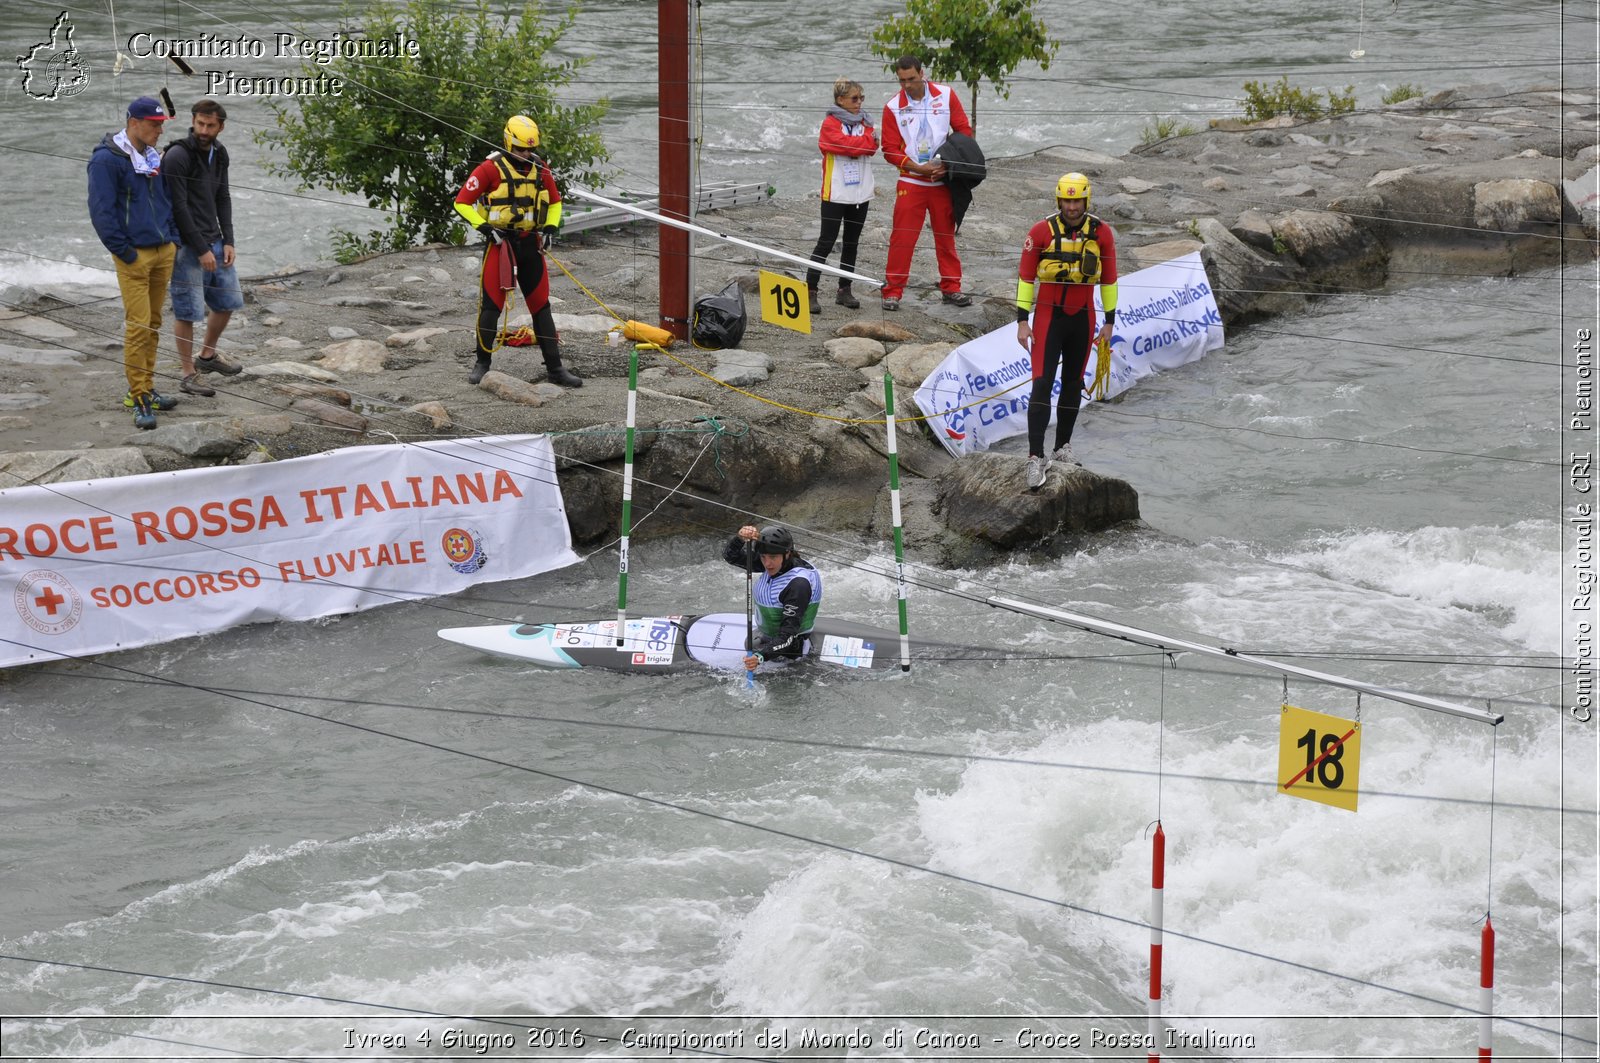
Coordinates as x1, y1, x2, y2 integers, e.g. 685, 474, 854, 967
657, 0, 691, 339
1148, 823, 1165, 1062
1478, 916, 1494, 1060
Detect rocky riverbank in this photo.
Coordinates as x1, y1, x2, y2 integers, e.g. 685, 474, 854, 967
2, 82, 1594, 565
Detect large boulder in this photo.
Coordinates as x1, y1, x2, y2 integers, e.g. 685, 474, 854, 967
288, 398, 369, 432
315, 338, 389, 374
478, 370, 543, 407
712, 349, 773, 386
1472, 178, 1563, 233
0, 447, 152, 484
1271, 209, 1388, 291
558, 422, 829, 545
934, 450, 1139, 548
835, 320, 917, 342
1195, 218, 1307, 322
824, 336, 886, 369
135, 421, 248, 460
882, 342, 955, 389
552, 421, 659, 470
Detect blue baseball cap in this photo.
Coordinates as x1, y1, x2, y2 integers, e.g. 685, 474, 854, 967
127, 96, 172, 121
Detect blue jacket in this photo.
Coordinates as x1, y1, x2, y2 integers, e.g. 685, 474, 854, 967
87, 132, 180, 263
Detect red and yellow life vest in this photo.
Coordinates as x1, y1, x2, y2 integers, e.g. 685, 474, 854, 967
1036, 213, 1104, 285
484, 153, 551, 232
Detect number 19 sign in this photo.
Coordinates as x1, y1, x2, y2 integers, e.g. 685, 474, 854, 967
1278, 704, 1362, 811
758, 269, 812, 335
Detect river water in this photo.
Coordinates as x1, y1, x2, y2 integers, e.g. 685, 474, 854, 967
2, 1, 1595, 1060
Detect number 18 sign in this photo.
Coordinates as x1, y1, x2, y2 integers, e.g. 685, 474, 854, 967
1278, 704, 1362, 812
758, 269, 812, 335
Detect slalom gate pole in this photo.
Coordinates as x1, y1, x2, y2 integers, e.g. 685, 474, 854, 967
1149, 823, 1165, 1061
1479, 916, 1494, 1060
745, 546, 756, 690
882, 373, 911, 672
615, 345, 639, 646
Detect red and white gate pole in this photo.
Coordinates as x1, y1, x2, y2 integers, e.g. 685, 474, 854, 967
1479, 916, 1494, 1060
1148, 822, 1165, 1062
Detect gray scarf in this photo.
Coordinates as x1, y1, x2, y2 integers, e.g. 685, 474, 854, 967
826, 104, 871, 130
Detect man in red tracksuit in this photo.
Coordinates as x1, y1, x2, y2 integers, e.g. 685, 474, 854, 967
880, 56, 973, 310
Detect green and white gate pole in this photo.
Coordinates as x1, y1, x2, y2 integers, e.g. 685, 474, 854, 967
882, 372, 911, 672
615, 345, 640, 646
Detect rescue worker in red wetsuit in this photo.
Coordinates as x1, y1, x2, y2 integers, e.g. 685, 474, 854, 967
453, 115, 582, 387
1015, 172, 1118, 488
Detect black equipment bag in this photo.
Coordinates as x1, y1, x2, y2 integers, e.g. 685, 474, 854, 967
692, 280, 747, 350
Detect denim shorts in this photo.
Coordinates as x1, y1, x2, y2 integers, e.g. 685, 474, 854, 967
169, 242, 244, 321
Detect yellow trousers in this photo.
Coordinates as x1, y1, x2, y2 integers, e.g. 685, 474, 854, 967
112, 244, 176, 396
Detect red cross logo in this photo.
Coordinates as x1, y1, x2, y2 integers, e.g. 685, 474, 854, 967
33, 584, 66, 616
14, 569, 83, 636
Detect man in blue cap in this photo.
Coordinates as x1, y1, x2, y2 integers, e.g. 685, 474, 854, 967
88, 95, 183, 429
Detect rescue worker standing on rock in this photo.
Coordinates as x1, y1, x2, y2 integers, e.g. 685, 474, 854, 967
1016, 172, 1118, 489
453, 115, 582, 388
722, 524, 823, 672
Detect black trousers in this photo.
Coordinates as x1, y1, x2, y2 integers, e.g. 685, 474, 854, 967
806, 200, 869, 289
1027, 304, 1092, 456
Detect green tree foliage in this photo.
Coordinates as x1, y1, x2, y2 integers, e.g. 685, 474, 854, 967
869, 0, 1058, 130
1241, 76, 1357, 123
260, 0, 608, 258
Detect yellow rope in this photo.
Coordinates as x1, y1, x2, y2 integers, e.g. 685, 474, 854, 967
545, 251, 1033, 428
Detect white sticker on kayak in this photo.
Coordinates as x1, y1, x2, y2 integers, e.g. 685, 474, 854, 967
616, 616, 680, 656
819, 634, 875, 668
555, 621, 612, 648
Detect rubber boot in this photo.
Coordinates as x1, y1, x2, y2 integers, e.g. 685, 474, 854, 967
468, 357, 491, 384
546, 360, 583, 388
835, 283, 860, 309
807, 285, 821, 314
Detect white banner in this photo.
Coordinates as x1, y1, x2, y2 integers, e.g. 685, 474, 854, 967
1, 436, 578, 668
913, 252, 1225, 455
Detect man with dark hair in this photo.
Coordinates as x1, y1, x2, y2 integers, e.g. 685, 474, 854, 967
88, 95, 182, 430
722, 523, 823, 671
880, 55, 974, 310
163, 98, 244, 396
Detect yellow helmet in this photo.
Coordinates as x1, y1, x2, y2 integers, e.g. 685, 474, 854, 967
1055, 171, 1090, 203
503, 115, 540, 152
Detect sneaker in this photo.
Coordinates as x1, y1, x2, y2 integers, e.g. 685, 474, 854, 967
1052, 443, 1081, 466
467, 359, 491, 384
807, 288, 821, 314
179, 372, 215, 397
130, 392, 157, 430
196, 353, 242, 375
942, 290, 973, 307
546, 365, 584, 388
882, 297, 900, 311
836, 286, 860, 309
123, 390, 179, 410
1025, 455, 1046, 490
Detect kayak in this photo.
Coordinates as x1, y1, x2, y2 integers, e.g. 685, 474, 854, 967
437, 611, 971, 673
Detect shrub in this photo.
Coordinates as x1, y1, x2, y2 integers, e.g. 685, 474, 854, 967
1139, 116, 1199, 143
1241, 76, 1357, 122
1382, 83, 1423, 104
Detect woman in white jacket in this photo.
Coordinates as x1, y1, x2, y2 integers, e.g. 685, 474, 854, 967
806, 77, 878, 311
